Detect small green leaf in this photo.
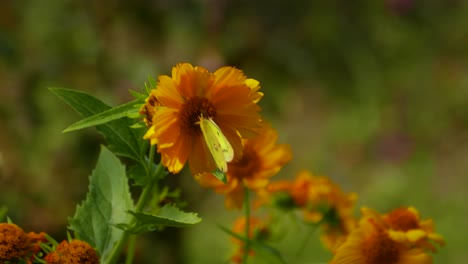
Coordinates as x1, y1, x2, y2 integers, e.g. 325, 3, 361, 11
68, 146, 134, 262
212, 168, 227, 184
63, 100, 141, 132
119, 204, 201, 234
129, 89, 148, 100
146, 76, 157, 93
50, 88, 148, 161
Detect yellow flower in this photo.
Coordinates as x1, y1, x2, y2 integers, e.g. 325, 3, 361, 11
141, 63, 263, 175
195, 123, 292, 209
330, 213, 433, 264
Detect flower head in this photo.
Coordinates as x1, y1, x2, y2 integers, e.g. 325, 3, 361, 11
0, 223, 30, 261
331, 207, 444, 264
140, 63, 263, 175
259, 170, 357, 251
331, 212, 433, 264
372, 207, 445, 252
44, 240, 99, 264
195, 123, 292, 209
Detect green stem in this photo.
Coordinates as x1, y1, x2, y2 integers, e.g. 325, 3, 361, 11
125, 235, 137, 264
242, 187, 250, 264
107, 145, 165, 264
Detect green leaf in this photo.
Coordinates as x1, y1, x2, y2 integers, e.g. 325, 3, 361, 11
63, 99, 141, 132
218, 225, 287, 264
50, 88, 148, 161
129, 89, 148, 100
118, 204, 201, 234
68, 146, 134, 262
146, 76, 156, 93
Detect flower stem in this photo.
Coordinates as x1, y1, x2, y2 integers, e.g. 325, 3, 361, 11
242, 187, 250, 264
107, 145, 165, 264
125, 235, 137, 264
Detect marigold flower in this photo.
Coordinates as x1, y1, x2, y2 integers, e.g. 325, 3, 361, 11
44, 240, 99, 264
0, 223, 30, 261
140, 63, 264, 175
195, 123, 292, 209
230, 217, 270, 264
330, 215, 433, 264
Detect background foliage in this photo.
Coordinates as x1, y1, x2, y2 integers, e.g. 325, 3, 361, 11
1, 0, 467, 263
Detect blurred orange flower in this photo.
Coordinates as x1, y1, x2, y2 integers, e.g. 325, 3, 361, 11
195, 123, 292, 209
0, 223, 30, 261
368, 207, 445, 252
0, 223, 47, 263
330, 213, 433, 264
331, 207, 443, 264
44, 240, 99, 264
259, 170, 357, 251
140, 63, 263, 175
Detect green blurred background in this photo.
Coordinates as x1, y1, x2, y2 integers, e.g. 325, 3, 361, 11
0, 0, 467, 263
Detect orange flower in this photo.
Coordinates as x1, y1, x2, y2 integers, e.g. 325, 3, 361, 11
0, 223, 30, 261
44, 240, 99, 264
195, 123, 292, 209
230, 217, 269, 263
330, 214, 433, 264
27, 231, 47, 263
259, 170, 357, 251
330, 208, 438, 264
141, 63, 263, 175
367, 207, 445, 252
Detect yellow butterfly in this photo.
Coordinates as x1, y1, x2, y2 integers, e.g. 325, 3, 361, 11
199, 116, 234, 175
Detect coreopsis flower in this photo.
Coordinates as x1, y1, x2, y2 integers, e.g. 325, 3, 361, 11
258, 170, 357, 251
140, 63, 263, 175
195, 123, 292, 209
330, 207, 439, 264
367, 207, 445, 252
0, 223, 30, 261
230, 216, 270, 264
44, 240, 99, 264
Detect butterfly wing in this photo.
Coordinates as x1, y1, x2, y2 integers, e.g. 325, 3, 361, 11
207, 119, 234, 162
199, 117, 229, 172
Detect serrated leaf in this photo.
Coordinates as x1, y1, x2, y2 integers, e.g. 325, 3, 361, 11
120, 204, 201, 234
63, 99, 141, 132
68, 146, 134, 262
50, 88, 148, 161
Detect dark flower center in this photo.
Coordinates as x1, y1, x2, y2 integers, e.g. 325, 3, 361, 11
230, 145, 261, 180
385, 208, 420, 231
180, 96, 217, 136
363, 226, 400, 264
